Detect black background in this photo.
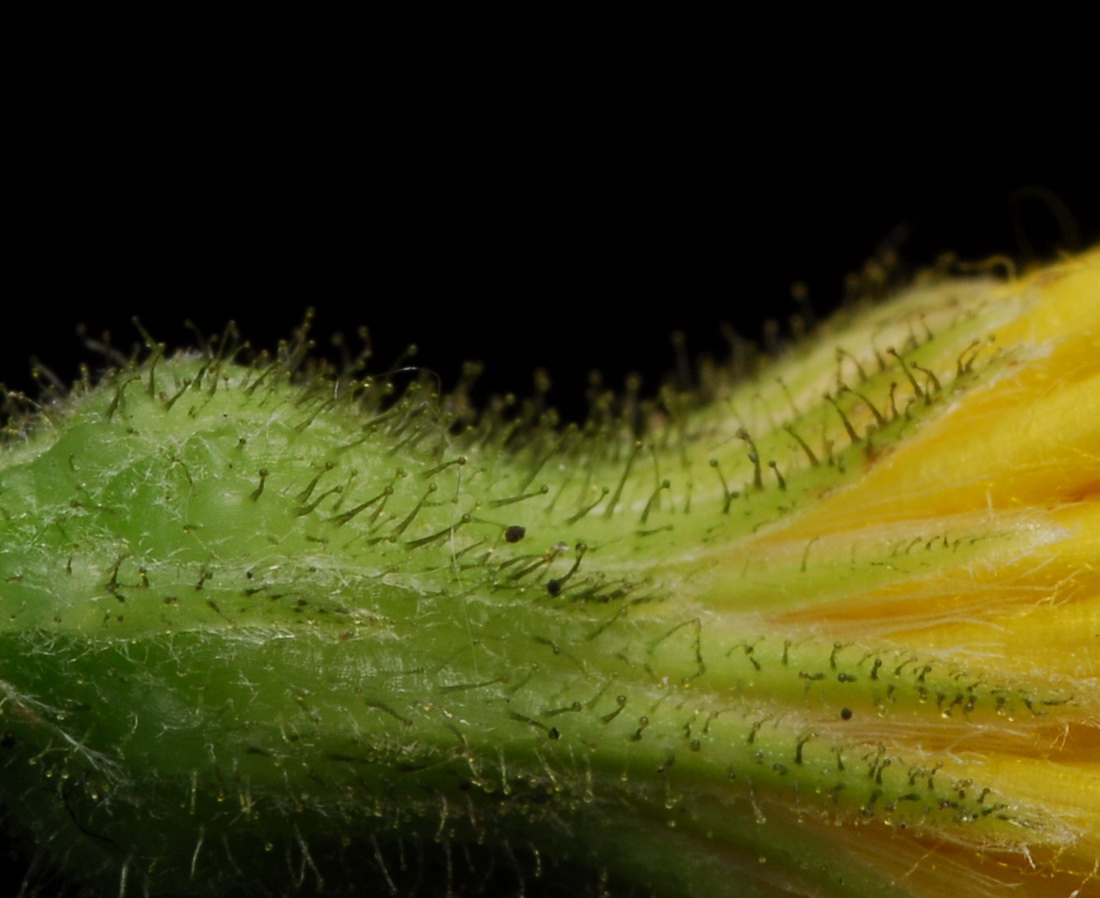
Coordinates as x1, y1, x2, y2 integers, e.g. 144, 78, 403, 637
5, 77, 1098, 424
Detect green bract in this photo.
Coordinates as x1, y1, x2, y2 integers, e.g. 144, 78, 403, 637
1, 267, 1097, 898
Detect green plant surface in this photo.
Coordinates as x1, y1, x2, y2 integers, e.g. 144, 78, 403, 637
2, 251, 1099, 897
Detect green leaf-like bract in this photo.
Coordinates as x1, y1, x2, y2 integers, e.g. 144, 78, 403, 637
1, 283, 1092, 897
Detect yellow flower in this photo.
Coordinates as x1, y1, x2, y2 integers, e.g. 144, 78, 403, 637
0, 250, 1096, 897
683, 248, 1099, 897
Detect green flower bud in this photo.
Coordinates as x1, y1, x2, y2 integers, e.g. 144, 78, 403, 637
2, 251, 1098, 897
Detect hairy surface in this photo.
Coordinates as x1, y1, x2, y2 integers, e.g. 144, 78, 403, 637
2, 251, 1098, 897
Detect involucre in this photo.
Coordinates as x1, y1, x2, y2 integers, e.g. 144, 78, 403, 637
1, 251, 1098, 897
